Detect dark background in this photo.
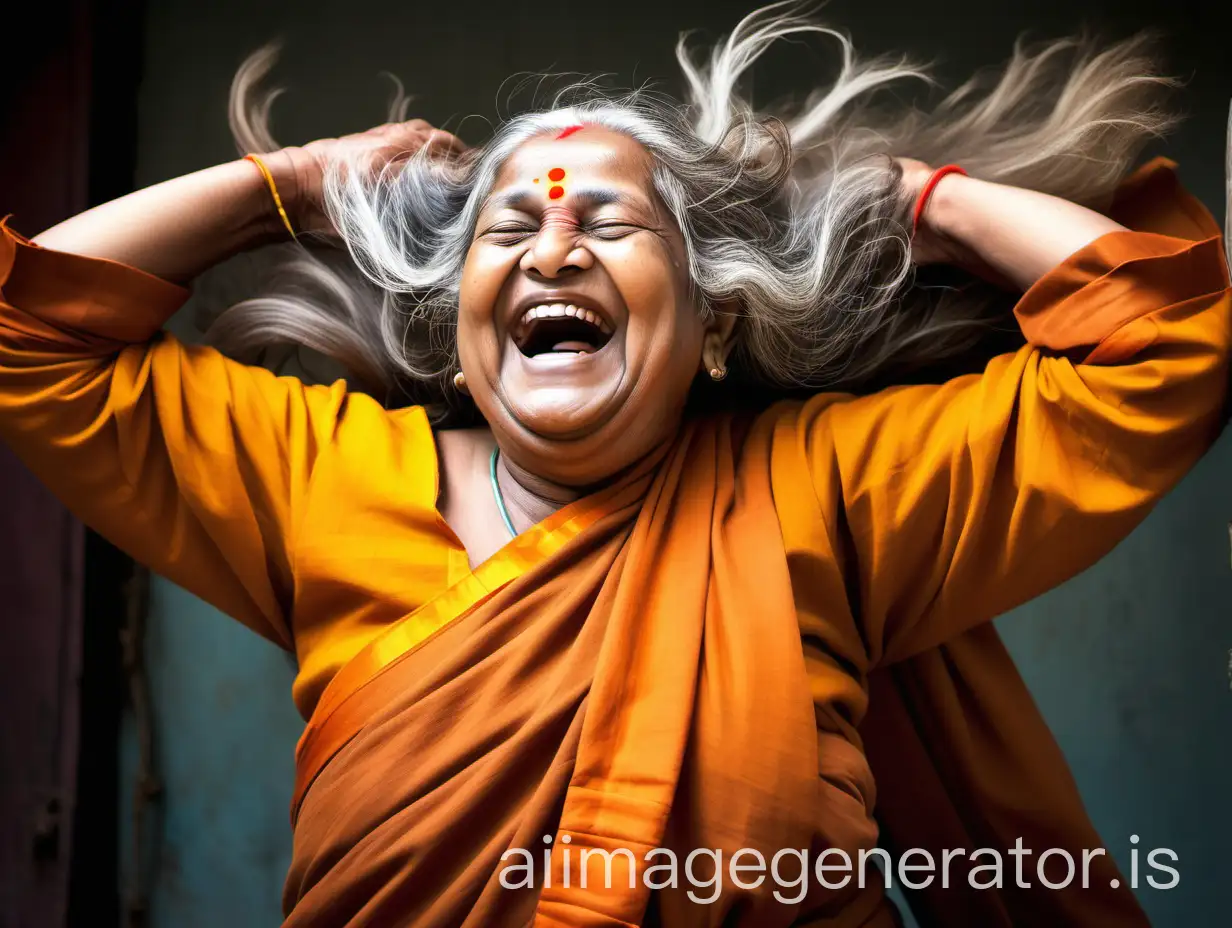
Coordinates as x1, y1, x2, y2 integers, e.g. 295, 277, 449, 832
2, 1, 1228, 926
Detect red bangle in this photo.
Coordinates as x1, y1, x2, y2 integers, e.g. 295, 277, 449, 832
911, 164, 967, 236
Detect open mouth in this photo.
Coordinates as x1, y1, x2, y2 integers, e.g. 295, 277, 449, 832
513, 304, 614, 357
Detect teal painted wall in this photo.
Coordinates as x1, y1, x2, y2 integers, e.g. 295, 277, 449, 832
993, 439, 1232, 924
118, 1, 1231, 925
119, 583, 300, 924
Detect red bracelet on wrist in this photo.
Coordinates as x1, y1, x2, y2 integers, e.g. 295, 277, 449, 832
911, 164, 967, 236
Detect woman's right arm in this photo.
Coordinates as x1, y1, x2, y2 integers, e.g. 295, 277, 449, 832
2, 121, 459, 646
32, 154, 295, 281
32, 118, 460, 279
0, 212, 344, 647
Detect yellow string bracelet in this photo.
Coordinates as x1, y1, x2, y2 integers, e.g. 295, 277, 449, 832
244, 153, 299, 242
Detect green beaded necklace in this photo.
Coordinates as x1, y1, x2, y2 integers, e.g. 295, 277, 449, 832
489, 447, 517, 538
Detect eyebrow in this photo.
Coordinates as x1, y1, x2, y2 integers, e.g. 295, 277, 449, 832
487, 186, 636, 212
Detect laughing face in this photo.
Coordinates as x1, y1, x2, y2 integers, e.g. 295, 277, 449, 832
457, 126, 733, 486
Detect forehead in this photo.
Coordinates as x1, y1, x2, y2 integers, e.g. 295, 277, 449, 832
491, 126, 654, 192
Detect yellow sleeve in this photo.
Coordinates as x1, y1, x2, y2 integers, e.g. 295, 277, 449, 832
771, 210, 1231, 668
0, 222, 353, 648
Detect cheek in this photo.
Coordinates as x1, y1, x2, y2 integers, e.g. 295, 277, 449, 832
457, 245, 516, 357
609, 238, 701, 352
458, 245, 500, 319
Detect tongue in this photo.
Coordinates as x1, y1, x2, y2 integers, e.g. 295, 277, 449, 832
551, 340, 595, 353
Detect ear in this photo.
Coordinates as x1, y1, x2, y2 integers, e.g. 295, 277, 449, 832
699, 300, 740, 375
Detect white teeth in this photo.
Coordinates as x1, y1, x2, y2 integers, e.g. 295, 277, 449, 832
519, 303, 610, 333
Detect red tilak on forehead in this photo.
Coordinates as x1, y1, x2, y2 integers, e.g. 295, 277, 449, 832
556, 125, 584, 140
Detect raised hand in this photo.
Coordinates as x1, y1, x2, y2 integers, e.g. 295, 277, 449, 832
267, 119, 466, 236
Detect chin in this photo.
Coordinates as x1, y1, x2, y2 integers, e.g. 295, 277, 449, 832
493, 386, 662, 485
501, 382, 622, 442
495, 344, 627, 438
482, 343, 682, 484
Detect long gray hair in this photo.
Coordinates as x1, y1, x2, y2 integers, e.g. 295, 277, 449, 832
209, 2, 1175, 414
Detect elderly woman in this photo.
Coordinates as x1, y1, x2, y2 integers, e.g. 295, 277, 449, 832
1, 5, 1228, 927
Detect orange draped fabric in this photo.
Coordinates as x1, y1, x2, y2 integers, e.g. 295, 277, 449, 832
0, 159, 1228, 926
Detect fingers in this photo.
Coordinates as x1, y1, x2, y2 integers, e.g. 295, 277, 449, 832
376, 120, 466, 160
423, 129, 466, 157
385, 119, 454, 142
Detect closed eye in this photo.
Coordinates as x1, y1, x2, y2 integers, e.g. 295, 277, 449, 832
481, 223, 536, 245
585, 222, 642, 240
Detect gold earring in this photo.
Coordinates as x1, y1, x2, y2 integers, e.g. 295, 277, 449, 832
709, 365, 727, 382
453, 371, 467, 392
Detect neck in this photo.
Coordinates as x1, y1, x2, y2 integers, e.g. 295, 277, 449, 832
495, 451, 585, 530
492, 429, 678, 532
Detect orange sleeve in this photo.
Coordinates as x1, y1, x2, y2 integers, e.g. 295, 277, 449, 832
772, 165, 1231, 668
0, 222, 353, 648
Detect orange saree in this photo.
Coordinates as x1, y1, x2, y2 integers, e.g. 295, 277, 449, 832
284, 163, 1229, 926
0, 159, 1228, 927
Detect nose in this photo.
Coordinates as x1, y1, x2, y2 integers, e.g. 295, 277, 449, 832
520, 222, 594, 279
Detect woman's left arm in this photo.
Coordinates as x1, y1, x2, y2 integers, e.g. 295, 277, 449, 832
902, 157, 1126, 289
781, 161, 1231, 668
